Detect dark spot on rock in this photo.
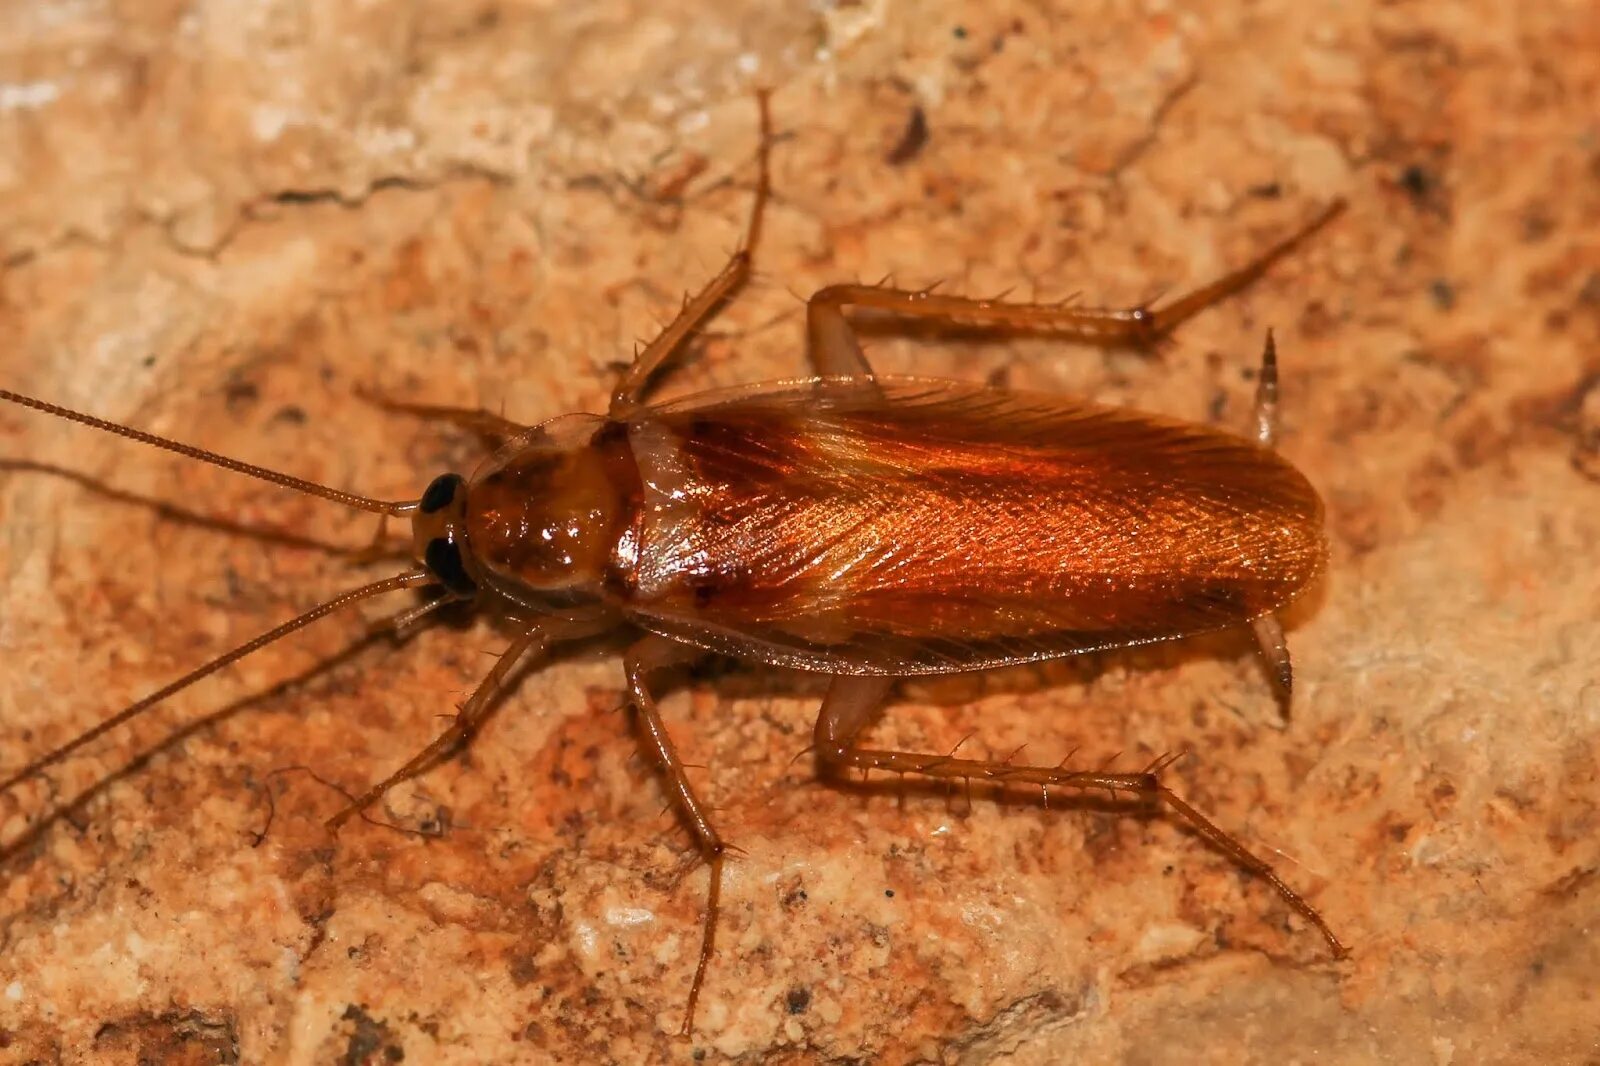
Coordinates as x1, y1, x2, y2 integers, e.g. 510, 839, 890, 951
508, 953, 539, 986
92, 1010, 240, 1064
786, 986, 812, 1014
886, 105, 929, 166
340, 1004, 404, 1066
224, 378, 259, 411
1208, 389, 1228, 422
1428, 278, 1456, 310
1576, 271, 1600, 310
1399, 163, 1434, 204
1521, 210, 1554, 242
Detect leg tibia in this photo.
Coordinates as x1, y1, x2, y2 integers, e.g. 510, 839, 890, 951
802, 200, 1345, 378
610, 93, 772, 416
326, 624, 548, 831
810, 675, 1343, 957
623, 635, 726, 1035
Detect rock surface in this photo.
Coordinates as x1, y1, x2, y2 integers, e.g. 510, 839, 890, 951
1, 1, 1596, 1062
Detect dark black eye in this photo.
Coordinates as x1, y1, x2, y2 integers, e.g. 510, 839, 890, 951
420, 473, 464, 515
424, 537, 477, 596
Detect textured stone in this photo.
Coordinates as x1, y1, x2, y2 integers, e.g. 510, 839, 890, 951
1, 0, 1597, 1062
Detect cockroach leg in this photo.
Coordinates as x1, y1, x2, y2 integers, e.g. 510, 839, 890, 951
325, 623, 549, 831
1139, 201, 1346, 339
1251, 613, 1294, 699
609, 91, 773, 417
369, 591, 462, 639
802, 200, 1346, 368
804, 289, 875, 378
812, 675, 896, 751
355, 387, 532, 449
622, 635, 726, 1036
810, 675, 1345, 958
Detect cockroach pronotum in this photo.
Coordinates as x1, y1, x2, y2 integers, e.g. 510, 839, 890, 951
0, 94, 1347, 1033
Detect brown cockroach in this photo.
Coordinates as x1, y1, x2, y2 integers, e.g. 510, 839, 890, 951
0, 95, 1346, 1032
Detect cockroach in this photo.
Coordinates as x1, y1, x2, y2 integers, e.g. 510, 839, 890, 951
0, 95, 1347, 1033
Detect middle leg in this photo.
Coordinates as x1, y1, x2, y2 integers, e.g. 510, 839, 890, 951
811, 675, 1345, 956
623, 634, 728, 1036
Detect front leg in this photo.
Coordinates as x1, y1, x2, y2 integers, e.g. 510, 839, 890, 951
327, 623, 549, 830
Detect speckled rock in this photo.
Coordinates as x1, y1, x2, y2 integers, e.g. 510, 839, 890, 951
1, 1, 1597, 1063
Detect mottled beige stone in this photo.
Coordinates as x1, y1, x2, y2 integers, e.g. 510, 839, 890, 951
1, 1, 1597, 1062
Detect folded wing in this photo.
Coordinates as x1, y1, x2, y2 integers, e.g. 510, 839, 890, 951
622, 379, 1325, 675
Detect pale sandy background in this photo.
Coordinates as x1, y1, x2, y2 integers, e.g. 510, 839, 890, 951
1, 1, 1597, 1063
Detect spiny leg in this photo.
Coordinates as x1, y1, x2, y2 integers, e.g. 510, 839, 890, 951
804, 200, 1344, 378
811, 675, 1345, 956
610, 92, 773, 417
356, 387, 531, 449
326, 624, 548, 831
1249, 329, 1293, 702
1251, 613, 1293, 697
623, 635, 726, 1036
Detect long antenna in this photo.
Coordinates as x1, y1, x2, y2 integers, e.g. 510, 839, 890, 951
0, 388, 418, 517
0, 568, 432, 794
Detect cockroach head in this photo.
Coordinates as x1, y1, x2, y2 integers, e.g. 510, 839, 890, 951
411, 471, 479, 598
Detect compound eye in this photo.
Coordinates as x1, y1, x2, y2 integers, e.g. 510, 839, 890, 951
420, 473, 464, 515
424, 537, 477, 596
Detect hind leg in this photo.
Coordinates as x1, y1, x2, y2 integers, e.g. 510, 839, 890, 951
804, 202, 1345, 378
811, 675, 1344, 956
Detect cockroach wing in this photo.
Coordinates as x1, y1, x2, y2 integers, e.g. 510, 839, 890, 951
617, 378, 1326, 675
